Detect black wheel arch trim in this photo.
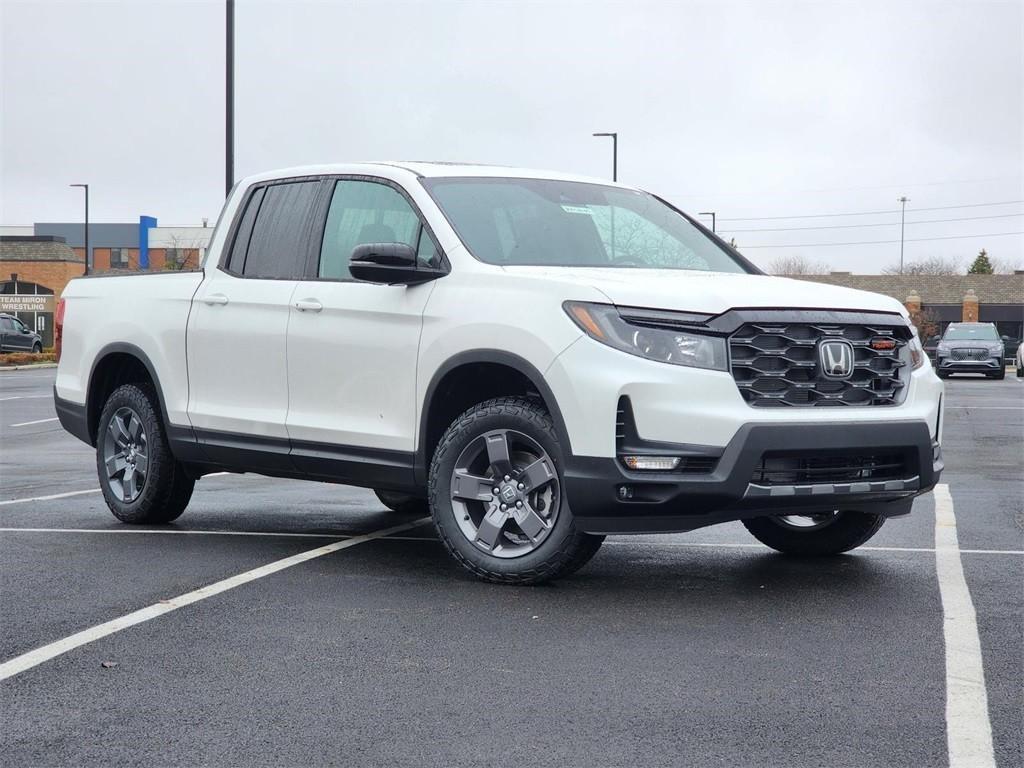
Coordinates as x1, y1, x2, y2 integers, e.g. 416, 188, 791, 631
84, 342, 198, 453
415, 349, 572, 486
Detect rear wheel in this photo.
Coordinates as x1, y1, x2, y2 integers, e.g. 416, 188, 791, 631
373, 489, 429, 516
743, 510, 885, 555
97, 383, 194, 524
429, 397, 603, 584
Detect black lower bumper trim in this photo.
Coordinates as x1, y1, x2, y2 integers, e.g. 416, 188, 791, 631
566, 420, 942, 535
54, 389, 92, 446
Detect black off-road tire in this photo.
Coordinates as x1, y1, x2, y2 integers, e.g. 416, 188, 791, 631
96, 383, 194, 524
374, 489, 429, 516
429, 396, 604, 585
743, 511, 885, 555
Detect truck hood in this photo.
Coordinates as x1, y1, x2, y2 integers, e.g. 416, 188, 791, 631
500, 267, 907, 317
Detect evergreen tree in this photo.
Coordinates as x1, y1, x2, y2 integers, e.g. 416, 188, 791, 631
967, 249, 994, 274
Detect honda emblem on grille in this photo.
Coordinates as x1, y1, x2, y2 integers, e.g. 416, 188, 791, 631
818, 339, 855, 379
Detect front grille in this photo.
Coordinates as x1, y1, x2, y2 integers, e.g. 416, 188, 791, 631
951, 348, 989, 361
751, 451, 909, 485
729, 322, 910, 407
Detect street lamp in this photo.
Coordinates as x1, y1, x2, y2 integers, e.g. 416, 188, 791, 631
69, 184, 89, 275
897, 196, 910, 274
226, 0, 234, 197
592, 132, 618, 181
699, 211, 717, 233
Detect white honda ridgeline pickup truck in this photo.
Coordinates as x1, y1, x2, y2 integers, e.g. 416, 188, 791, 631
54, 163, 944, 584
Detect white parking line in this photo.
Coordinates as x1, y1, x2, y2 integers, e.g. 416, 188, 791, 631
934, 484, 996, 768
0, 489, 101, 506
0, 517, 429, 681
0, 395, 53, 401
8, 417, 59, 427
0, 527, 352, 540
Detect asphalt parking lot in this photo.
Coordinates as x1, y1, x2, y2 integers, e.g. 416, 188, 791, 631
1, 367, 1021, 768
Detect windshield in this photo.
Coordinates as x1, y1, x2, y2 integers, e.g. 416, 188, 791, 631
943, 325, 998, 341
422, 177, 752, 273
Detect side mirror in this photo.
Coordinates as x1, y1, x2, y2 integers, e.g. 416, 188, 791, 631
349, 242, 445, 285
1001, 335, 1012, 341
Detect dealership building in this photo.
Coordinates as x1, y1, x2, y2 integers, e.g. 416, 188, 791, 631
1, 219, 212, 347
790, 273, 1024, 342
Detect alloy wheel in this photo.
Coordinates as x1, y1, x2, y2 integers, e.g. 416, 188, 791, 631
103, 406, 149, 503
449, 429, 560, 558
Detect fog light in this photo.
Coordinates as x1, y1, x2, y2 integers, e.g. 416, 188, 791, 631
621, 455, 681, 471
617, 485, 634, 500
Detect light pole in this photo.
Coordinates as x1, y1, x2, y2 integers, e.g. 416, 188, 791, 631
592, 132, 617, 181
226, 0, 235, 197
699, 211, 717, 233
69, 184, 89, 275
897, 196, 909, 274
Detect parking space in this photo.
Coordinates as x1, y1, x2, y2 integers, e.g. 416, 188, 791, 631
1, 368, 1021, 767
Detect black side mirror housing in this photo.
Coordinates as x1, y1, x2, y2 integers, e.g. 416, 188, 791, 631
349, 242, 445, 285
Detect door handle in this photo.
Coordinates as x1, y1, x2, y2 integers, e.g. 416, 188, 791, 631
203, 293, 230, 306
294, 299, 323, 313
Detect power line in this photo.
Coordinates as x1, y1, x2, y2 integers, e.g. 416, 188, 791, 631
717, 200, 1024, 223
740, 231, 1024, 249
719, 212, 1024, 233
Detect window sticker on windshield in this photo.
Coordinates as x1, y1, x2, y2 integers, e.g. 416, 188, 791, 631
561, 205, 593, 215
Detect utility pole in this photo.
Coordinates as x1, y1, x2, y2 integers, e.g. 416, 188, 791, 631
69, 184, 89, 275
699, 211, 717, 233
592, 132, 618, 181
897, 196, 909, 274
226, 0, 235, 197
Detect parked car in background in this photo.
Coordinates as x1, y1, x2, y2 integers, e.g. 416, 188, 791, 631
935, 322, 1005, 379
0, 313, 43, 353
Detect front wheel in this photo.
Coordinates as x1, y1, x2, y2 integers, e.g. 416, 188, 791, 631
97, 383, 194, 524
990, 368, 1005, 380
429, 397, 603, 584
743, 510, 884, 555
32, 343, 42, 354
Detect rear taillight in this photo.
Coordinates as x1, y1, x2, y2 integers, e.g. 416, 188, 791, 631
54, 298, 66, 362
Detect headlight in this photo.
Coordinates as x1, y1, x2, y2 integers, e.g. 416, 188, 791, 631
936, 343, 950, 356
564, 301, 728, 371
908, 335, 926, 369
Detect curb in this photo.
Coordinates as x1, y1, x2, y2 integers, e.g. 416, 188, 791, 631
0, 363, 58, 371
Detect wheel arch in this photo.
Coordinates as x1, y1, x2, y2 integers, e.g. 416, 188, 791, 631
415, 350, 571, 485
86, 343, 173, 447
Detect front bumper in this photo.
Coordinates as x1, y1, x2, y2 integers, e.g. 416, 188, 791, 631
566, 420, 943, 535
937, 356, 1002, 373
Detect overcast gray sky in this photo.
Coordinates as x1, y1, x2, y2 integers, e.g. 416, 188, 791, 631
2, 0, 1021, 273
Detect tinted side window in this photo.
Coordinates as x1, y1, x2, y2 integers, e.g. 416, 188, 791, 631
319, 180, 421, 280
242, 181, 320, 279
225, 186, 266, 274
0, 318, 13, 331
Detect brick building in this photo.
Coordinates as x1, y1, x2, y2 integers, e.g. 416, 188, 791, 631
790, 273, 1024, 343
0, 236, 84, 347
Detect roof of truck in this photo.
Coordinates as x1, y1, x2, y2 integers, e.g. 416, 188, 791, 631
242, 161, 633, 189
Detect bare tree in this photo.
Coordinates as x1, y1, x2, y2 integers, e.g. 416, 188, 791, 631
162, 234, 205, 271
881, 256, 960, 275
768, 254, 830, 275
907, 305, 940, 342
990, 255, 1023, 274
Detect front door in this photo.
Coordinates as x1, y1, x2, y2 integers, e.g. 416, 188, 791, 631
286, 178, 443, 482
187, 179, 321, 468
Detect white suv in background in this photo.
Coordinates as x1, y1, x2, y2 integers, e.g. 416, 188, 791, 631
54, 163, 944, 584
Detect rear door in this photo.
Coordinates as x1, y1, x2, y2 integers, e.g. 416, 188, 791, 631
187, 178, 321, 468
285, 177, 442, 482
